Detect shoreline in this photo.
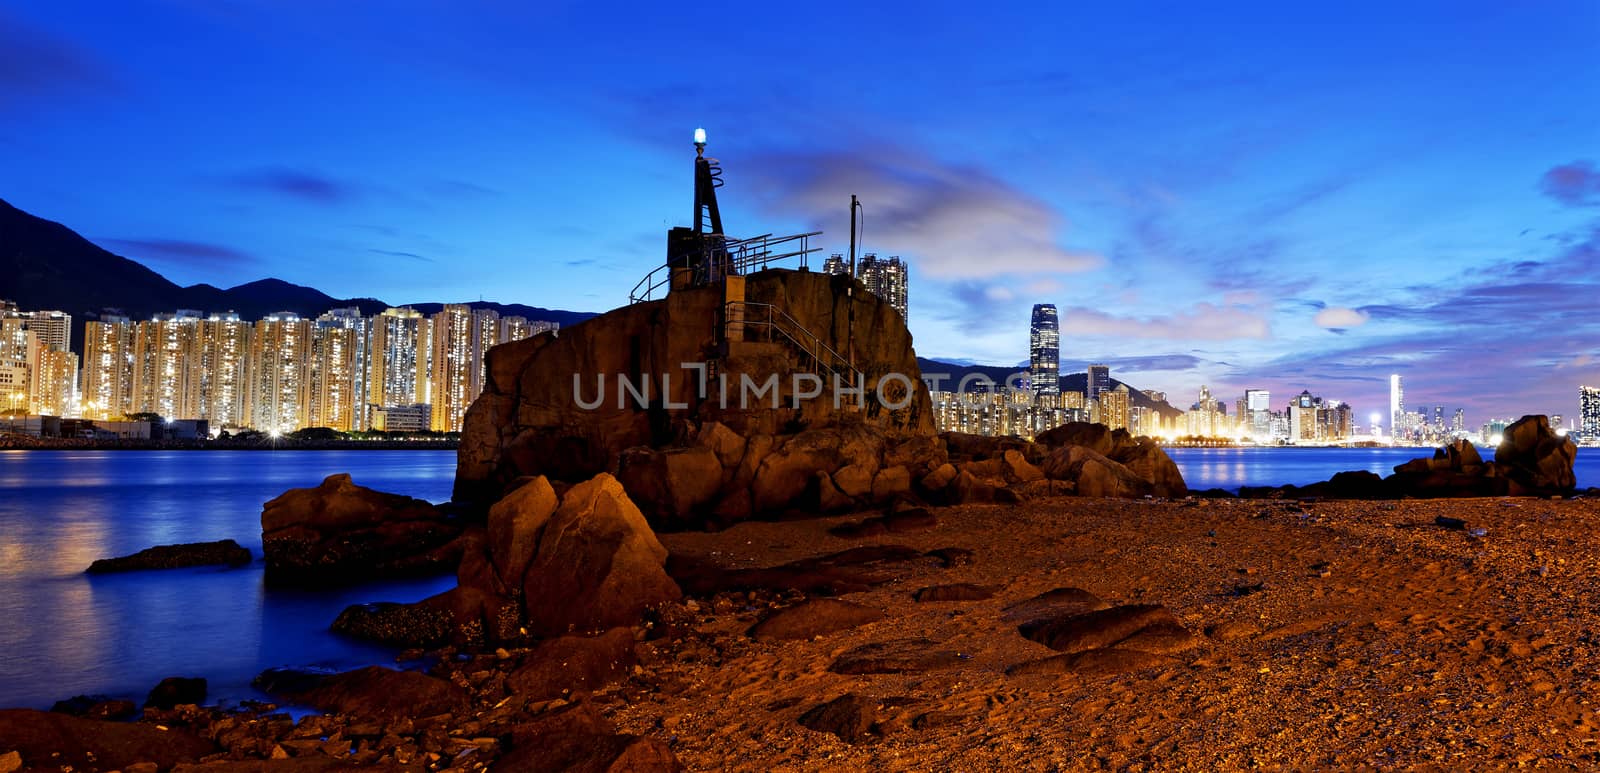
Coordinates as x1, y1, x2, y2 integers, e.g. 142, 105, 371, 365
0, 439, 459, 451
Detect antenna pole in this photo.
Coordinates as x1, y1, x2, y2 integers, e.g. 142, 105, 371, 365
848, 194, 859, 276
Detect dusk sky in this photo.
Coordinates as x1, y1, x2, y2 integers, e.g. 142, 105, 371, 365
4, 2, 1597, 426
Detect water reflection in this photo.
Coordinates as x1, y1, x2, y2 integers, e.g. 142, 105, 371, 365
1168, 446, 1596, 492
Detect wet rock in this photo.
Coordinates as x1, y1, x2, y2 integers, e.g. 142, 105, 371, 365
914, 583, 998, 602
145, 676, 206, 709
506, 628, 637, 701
1000, 587, 1110, 624
330, 598, 459, 649
797, 693, 883, 744
50, 695, 137, 721
86, 539, 252, 573
255, 666, 468, 722
749, 599, 885, 641
261, 473, 462, 584
1018, 604, 1186, 654
0, 709, 215, 770
828, 639, 966, 674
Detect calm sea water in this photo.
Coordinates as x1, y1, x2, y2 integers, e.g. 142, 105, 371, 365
1, 446, 1594, 709
0, 450, 458, 709
1167, 445, 1599, 492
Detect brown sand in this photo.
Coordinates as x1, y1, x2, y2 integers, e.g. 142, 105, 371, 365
603, 496, 1600, 770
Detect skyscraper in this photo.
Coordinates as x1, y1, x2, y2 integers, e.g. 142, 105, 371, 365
821, 254, 847, 276
132, 310, 203, 419
249, 312, 312, 434
1087, 364, 1111, 404
197, 312, 252, 427
310, 308, 366, 431
1582, 385, 1600, 440
1099, 384, 1130, 431
367, 307, 428, 422
1244, 389, 1271, 437
855, 254, 909, 321
430, 304, 476, 432
473, 308, 500, 399
1028, 304, 1059, 396
83, 316, 135, 419
1389, 374, 1403, 440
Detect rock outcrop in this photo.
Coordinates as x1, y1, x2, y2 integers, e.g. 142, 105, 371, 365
336, 473, 680, 648
261, 473, 464, 584
0, 709, 217, 771
86, 540, 251, 573
931, 427, 1188, 502
454, 269, 937, 524
1241, 415, 1577, 500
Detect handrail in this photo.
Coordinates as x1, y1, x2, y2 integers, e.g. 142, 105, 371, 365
628, 231, 824, 303
726, 300, 861, 385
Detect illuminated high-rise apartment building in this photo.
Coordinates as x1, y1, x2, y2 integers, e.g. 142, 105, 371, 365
83, 316, 135, 419
1029, 304, 1059, 396
196, 312, 252, 427
367, 307, 428, 424
310, 308, 365, 432
1581, 385, 1600, 440
1099, 384, 1130, 431
132, 310, 203, 419
499, 316, 531, 344
473, 308, 500, 399
430, 304, 476, 432
1389, 374, 1403, 440
821, 254, 847, 276
249, 312, 312, 434
855, 254, 909, 321
0, 306, 74, 415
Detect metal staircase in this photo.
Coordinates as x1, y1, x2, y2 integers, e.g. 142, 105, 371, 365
724, 300, 862, 386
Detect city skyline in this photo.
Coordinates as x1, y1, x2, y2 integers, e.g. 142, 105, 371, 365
3, 3, 1597, 422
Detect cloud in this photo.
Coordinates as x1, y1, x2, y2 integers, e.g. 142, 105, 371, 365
744, 148, 1103, 278
227, 168, 355, 203
1539, 160, 1600, 207
101, 238, 253, 266
0, 12, 115, 104
368, 248, 432, 263
1058, 303, 1270, 341
1313, 307, 1370, 330
1062, 354, 1206, 373
426, 179, 502, 199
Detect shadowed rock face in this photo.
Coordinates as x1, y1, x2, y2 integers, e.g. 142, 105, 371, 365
261, 473, 463, 584
454, 269, 936, 515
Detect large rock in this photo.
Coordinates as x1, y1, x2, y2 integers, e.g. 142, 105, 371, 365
86, 540, 251, 573
454, 270, 937, 515
254, 666, 468, 722
0, 709, 216, 771
492, 701, 680, 772
615, 446, 724, 530
1040, 446, 1154, 499
749, 599, 885, 641
1036, 423, 1186, 498
261, 473, 462, 584
505, 628, 638, 701
1495, 415, 1578, 495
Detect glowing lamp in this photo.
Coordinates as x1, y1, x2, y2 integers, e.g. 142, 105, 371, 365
693, 127, 707, 145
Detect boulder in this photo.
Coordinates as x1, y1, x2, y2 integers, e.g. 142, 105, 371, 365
144, 676, 206, 709
828, 639, 966, 674
1041, 446, 1154, 499
49, 695, 136, 721
919, 463, 958, 494
1034, 422, 1121, 456
86, 540, 251, 573
1495, 415, 1577, 495
615, 446, 724, 529
797, 693, 884, 744
1018, 604, 1186, 654
261, 473, 462, 584
869, 466, 912, 501
1001, 587, 1110, 624
493, 701, 680, 772
254, 666, 468, 722
832, 462, 876, 498
914, 583, 999, 602
506, 628, 638, 701
0, 709, 216, 771
515, 474, 681, 636
749, 599, 885, 641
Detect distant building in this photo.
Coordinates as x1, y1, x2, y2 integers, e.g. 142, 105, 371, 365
83, 316, 135, 419
310, 308, 366, 431
1389, 374, 1403, 440
1028, 304, 1059, 396
430, 304, 476, 433
198, 312, 252, 427
1087, 364, 1110, 405
1581, 385, 1600, 441
249, 312, 313, 434
1099, 384, 1130, 431
371, 403, 431, 433
855, 254, 908, 321
367, 307, 429, 426
132, 310, 204, 420
821, 254, 847, 276
1244, 389, 1271, 438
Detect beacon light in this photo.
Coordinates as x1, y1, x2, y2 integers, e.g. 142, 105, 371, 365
693, 127, 707, 145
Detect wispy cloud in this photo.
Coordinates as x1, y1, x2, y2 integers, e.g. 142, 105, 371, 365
1540, 160, 1600, 207
1313, 307, 1370, 332
745, 148, 1103, 278
0, 11, 115, 106
1060, 303, 1271, 341
101, 238, 253, 266
226, 168, 356, 203
368, 248, 432, 263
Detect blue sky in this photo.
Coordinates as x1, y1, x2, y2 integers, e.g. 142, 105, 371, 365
3, 1, 1598, 425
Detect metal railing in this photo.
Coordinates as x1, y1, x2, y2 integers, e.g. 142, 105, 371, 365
725, 300, 862, 385
629, 231, 824, 303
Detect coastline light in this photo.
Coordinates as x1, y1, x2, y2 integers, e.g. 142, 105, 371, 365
1490, 434, 1503, 446
693, 127, 707, 146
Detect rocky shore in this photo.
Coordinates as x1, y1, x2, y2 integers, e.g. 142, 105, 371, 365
9, 493, 1600, 770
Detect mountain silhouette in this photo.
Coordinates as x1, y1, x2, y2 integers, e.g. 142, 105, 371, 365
0, 198, 596, 355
